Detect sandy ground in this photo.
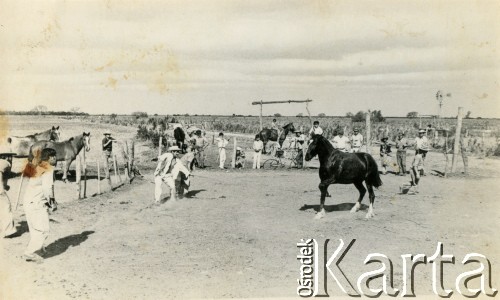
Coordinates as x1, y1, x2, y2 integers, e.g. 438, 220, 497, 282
1, 116, 499, 299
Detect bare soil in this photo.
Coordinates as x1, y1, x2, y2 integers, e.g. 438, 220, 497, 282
1, 117, 499, 299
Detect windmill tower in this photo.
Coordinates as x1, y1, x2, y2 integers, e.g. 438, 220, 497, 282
436, 90, 452, 119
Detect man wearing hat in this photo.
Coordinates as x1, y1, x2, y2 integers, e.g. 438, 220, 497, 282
252, 135, 264, 169
350, 128, 364, 153
414, 129, 430, 175
395, 132, 409, 175
192, 130, 208, 168
154, 146, 190, 203
332, 131, 350, 152
409, 147, 428, 194
291, 130, 305, 168
235, 147, 246, 169
216, 132, 230, 169
376, 136, 395, 175
308, 120, 323, 138
102, 132, 116, 179
0, 150, 17, 238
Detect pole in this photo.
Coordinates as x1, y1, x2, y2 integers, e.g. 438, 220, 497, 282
14, 173, 24, 210
231, 138, 237, 169
128, 140, 135, 183
444, 131, 449, 178
113, 154, 121, 184
365, 110, 371, 154
97, 160, 101, 194
451, 107, 463, 172
259, 100, 263, 131
83, 149, 87, 198
302, 143, 307, 169
159, 136, 163, 156
76, 154, 82, 199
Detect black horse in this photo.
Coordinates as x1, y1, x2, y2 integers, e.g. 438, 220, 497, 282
257, 123, 295, 154
173, 127, 188, 153
305, 135, 382, 219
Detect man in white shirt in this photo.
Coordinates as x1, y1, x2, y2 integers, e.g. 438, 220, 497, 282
154, 146, 190, 203
308, 121, 323, 137
216, 132, 230, 169
332, 131, 350, 152
252, 135, 264, 169
350, 128, 364, 153
292, 130, 305, 168
414, 129, 430, 175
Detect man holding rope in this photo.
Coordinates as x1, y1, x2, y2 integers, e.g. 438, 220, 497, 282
154, 146, 191, 203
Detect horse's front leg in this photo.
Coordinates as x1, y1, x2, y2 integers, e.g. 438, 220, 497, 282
314, 182, 329, 219
350, 182, 366, 213
365, 184, 376, 219
62, 160, 69, 183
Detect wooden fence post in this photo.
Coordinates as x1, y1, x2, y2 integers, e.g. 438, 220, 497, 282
83, 150, 87, 198
365, 110, 371, 154
231, 138, 237, 168
302, 143, 307, 169
159, 136, 163, 156
113, 154, 120, 184
444, 131, 449, 178
97, 160, 101, 194
451, 107, 463, 172
76, 154, 81, 199
128, 140, 135, 183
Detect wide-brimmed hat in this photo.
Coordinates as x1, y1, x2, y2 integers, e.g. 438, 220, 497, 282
353, 128, 359, 132
236, 147, 242, 151
103, 132, 111, 135
0, 145, 17, 157
294, 130, 302, 134
381, 136, 389, 141
168, 146, 182, 152
418, 129, 426, 134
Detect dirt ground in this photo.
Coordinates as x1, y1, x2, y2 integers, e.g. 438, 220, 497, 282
1, 117, 499, 299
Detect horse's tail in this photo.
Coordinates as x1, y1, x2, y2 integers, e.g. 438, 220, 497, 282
365, 154, 383, 188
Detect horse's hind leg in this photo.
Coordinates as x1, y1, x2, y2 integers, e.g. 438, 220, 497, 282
365, 184, 375, 219
314, 182, 328, 219
350, 181, 366, 213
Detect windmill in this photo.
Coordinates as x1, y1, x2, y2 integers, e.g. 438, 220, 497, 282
436, 90, 451, 119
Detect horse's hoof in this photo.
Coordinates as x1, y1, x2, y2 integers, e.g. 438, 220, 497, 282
314, 211, 325, 220
350, 203, 360, 213
365, 212, 375, 219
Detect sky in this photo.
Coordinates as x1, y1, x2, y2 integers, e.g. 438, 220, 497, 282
1, 0, 499, 117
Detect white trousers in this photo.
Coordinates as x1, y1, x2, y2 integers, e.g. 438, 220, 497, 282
219, 149, 226, 168
154, 163, 189, 202
24, 200, 49, 255
253, 151, 261, 169
0, 193, 16, 237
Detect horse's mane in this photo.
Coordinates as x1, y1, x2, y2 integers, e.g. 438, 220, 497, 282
313, 135, 334, 152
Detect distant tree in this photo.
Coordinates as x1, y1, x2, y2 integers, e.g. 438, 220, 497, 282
274, 113, 282, 117
70, 107, 81, 114
465, 111, 472, 119
371, 110, 385, 122
297, 113, 304, 117
132, 111, 148, 118
406, 111, 418, 118
318, 113, 326, 117
352, 111, 366, 122
346, 112, 354, 118
31, 105, 48, 115
110, 113, 117, 120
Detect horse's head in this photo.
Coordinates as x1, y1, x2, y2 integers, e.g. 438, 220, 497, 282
50, 126, 61, 142
305, 135, 319, 161
282, 123, 295, 133
83, 132, 91, 151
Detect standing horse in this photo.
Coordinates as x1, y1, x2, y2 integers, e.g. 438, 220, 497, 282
173, 126, 190, 153
257, 123, 295, 154
305, 134, 382, 219
7, 126, 60, 157
29, 132, 91, 182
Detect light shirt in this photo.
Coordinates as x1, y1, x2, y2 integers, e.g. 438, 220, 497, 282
216, 137, 229, 149
192, 136, 208, 149
253, 140, 264, 152
23, 163, 54, 206
396, 137, 409, 152
415, 136, 429, 150
333, 136, 350, 150
309, 126, 323, 136
291, 134, 305, 150
351, 133, 363, 147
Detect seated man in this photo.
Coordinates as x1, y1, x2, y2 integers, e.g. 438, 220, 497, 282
332, 131, 350, 152
235, 147, 246, 169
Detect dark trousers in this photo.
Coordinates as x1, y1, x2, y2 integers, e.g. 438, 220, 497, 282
296, 149, 303, 168
396, 151, 406, 174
